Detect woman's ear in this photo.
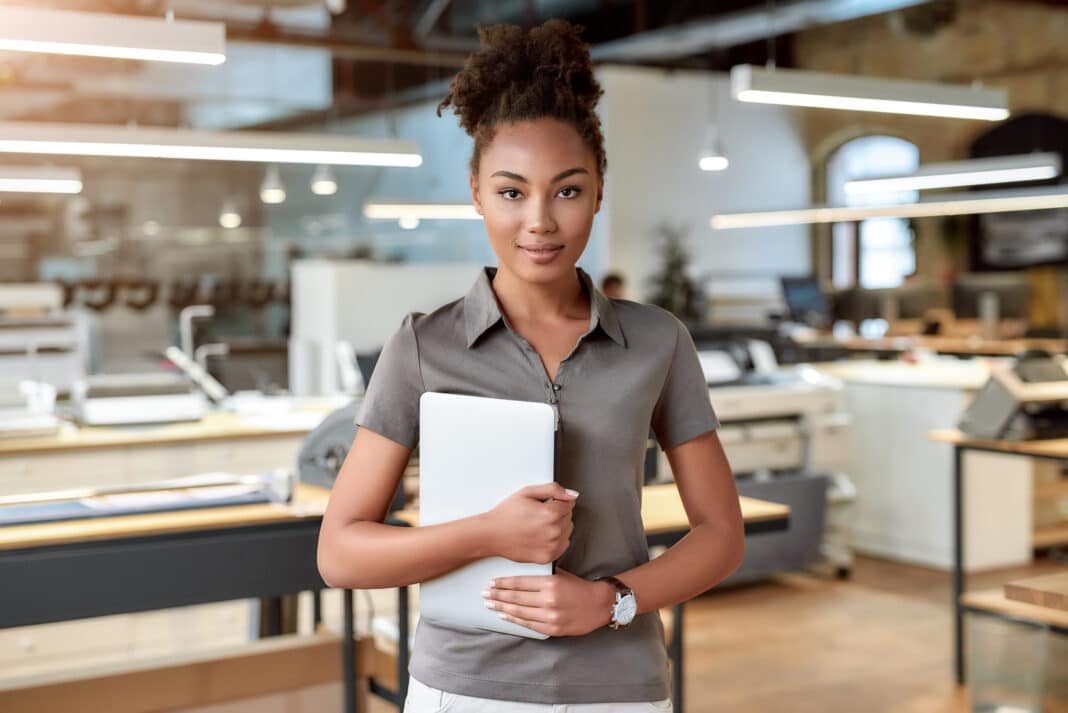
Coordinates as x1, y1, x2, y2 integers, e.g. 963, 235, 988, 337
595, 176, 604, 214
470, 174, 483, 216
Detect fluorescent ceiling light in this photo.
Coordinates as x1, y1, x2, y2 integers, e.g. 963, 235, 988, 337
0, 166, 82, 194
0, 6, 226, 66
363, 203, 482, 220
845, 152, 1061, 195
711, 186, 1068, 229
730, 64, 1009, 121
0, 122, 423, 168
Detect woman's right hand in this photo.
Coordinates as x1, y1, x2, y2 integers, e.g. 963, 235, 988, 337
483, 483, 578, 564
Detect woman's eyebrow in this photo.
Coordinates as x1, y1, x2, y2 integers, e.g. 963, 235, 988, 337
490, 167, 589, 183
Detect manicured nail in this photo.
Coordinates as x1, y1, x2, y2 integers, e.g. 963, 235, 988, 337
484, 600, 496, 610
565, 489, 579, 497
481, 590, 491, 598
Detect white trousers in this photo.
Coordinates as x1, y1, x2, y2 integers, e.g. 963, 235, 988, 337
403, 677, 673, 713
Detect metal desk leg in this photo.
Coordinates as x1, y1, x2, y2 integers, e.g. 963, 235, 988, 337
953, 446, 965, 685
398, 585, 411, 705
669, 602, 684, 713
343, 589, 358, 712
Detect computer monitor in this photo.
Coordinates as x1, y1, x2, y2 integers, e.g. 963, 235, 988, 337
952, 274, 1031, 320
780, 276, 831, 327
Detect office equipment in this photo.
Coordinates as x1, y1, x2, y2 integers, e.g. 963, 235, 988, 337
70, 372, 209, 426
958, 355, 1068, 440
418, 392, 555, 640
781, 276, 831, 327
0, 380, 59, 438
0, 284, 89, 390
952, 273, 1031, 320
680, 333, 855, 579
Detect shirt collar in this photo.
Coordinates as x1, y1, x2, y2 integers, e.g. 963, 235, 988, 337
464, 266, 626, 349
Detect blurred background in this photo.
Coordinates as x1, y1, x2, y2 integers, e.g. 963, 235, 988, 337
0, 1, 1067, 712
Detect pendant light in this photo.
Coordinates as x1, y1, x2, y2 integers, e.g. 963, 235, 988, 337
698, 79, 729, 172
219, 199, 241, 229
311, 164, 338, 195
260, 164, 286, 204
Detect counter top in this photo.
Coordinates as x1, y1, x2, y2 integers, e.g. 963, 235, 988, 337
800, 333, 1067, 357
928, 429, 1068, 459
0, 398, 347, 456
813, 359, 990, 391
1004, 572, 1068, 613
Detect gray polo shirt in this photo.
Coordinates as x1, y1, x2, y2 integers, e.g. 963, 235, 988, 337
355, 266, 718, 704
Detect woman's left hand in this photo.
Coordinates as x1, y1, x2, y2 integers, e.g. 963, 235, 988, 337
482, 568, 616, 637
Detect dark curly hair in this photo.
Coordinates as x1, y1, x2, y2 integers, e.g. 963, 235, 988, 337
437, 19, 606, 177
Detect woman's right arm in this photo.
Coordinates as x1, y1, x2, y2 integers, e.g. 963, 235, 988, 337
317, 426, 577, 590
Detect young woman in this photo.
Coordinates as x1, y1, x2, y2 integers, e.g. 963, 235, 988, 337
317, 19, 744, 712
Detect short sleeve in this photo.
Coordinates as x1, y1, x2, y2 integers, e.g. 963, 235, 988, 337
650, 316, 719, 451
354, 313, 425, 448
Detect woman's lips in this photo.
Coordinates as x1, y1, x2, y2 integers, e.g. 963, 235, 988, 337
519, 244, 564, 265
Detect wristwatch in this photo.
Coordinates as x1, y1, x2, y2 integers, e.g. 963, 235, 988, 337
600, 575, 637, 630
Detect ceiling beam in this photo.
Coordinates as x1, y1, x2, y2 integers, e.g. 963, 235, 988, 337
591, 0, 933, 62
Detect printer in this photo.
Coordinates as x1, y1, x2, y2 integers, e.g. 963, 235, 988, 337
71, 373, 208, 426
676, 336, 857, 581
958, 353, 1068, 440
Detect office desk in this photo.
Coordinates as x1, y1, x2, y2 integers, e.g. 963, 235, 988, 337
392, 484, 791, 713
802, 334, 1068, 358
0, 484, 334, 699
928, 430, 1068, 684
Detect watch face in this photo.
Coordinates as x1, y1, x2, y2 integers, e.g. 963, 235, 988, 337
615, 594, 638, 625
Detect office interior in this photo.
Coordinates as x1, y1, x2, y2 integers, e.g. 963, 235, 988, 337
1, 1, 1067, 711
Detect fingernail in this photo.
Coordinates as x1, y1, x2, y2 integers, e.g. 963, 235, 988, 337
565, 489, 579, 497
484, 600, 496, 610
481, 590, 491, 598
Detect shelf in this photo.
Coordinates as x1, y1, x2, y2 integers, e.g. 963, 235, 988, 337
960, 588, 1068, 628
1033, 523, 1068, 549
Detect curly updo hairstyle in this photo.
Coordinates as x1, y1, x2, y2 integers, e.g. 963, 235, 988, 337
437, 19, 606, 177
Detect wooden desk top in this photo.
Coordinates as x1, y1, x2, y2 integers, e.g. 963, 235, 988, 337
806, 334, 1067, 357
391, 482, 790, 533
0, 483, 332, 552
1004, 572, 1068, 613
928, 429, 1068, 459
0, 404, 337, 457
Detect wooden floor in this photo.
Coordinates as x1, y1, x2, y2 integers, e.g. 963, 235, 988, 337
370, 554, 1067, 712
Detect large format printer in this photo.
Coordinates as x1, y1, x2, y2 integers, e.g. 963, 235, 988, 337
679, 336, 857, 582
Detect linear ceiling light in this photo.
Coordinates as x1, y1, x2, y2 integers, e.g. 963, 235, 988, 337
363, 203, 482, 220
844, 152, 1061, 195
730, 64, 1009, 121
711, 186, 1068, 230
0, 6, 226, 66
0, 166, 82, 194
0, 122, 423, 167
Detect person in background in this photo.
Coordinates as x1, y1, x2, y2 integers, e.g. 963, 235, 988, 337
601, 271, 626, 300
317, 19, 743, 713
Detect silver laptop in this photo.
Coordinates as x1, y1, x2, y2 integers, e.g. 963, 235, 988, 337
418, 391, 555, 639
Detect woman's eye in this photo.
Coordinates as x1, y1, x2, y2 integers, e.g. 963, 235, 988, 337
498, 189, 521, 200
558, 186, 581, 198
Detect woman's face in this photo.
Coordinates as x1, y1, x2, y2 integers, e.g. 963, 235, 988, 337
471, 118, 603, 286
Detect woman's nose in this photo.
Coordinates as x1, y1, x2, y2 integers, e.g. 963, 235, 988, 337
525, 197, 557, 234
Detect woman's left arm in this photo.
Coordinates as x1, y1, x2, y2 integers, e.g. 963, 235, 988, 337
485, 428, 744, 635
607, 428, 744, 614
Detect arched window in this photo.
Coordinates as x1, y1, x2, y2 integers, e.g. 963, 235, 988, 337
826, 135, 920, 288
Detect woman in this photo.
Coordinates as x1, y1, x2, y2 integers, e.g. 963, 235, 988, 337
317, 19, 744, 712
